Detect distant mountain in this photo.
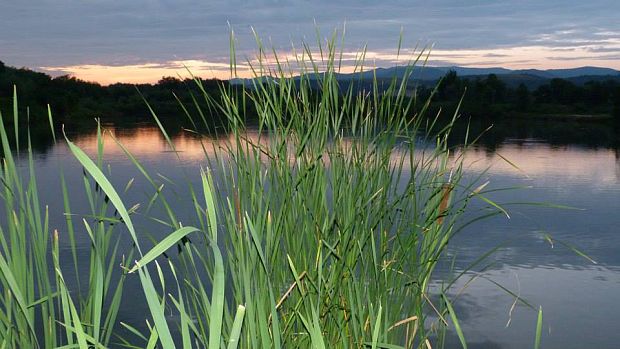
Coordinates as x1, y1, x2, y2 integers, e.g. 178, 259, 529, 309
534, 66, 620, 78
511, 69, 555, 79
227, 65, 620, 89
442, 66, 514, 76
332, 66, 514, 81
328, 66, 619, 90
369, 65, 619, 80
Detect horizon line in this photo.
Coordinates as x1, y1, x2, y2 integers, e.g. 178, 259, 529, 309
4, 59, 620, 86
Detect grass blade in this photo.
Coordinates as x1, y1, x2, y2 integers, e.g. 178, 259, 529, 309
227, 305, 246, 349
442, 294, 467, 349
129, 226, 199, 273
534, 307, 543, 349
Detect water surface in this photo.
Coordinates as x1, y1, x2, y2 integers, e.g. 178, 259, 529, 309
15, 118, 620, 348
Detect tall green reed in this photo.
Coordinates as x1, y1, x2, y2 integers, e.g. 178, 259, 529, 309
146, 31, 495, 348
0, 91, 135, 347
0, 31, 516, 348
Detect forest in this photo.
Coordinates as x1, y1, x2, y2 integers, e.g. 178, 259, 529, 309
0, 60, 222, 124
426, 70, 620, 120
2, 60, 620, 125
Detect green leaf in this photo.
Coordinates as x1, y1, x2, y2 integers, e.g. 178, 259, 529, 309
65, 135, 176, 349
371, 305, 382, 349
363, 343, 405, 349
534, 306, 543, 349
208, 237, 226, 349
129, 226, 199, 273
64, 136, 141, 251
443, 294, 467, 349
227, 305, 246, 349
0, 253, 38, 345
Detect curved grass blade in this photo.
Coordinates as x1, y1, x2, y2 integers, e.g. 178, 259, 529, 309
442, 293, 467, 349
64, 135, 176, 349
128, 226, 200, 273
0, 253, 38, 345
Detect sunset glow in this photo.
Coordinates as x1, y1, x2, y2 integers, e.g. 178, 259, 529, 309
38, 41, 620, 85
41, 60, 253, 85
3, 1, 618, 85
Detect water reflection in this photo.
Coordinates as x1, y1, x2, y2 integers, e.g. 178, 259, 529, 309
439, 265, 620, 349
448, 117, 620, 152
72, 124, 211, 161
74, 123, 620, 184
12, 118, 620, 348
462, 142, 620, 184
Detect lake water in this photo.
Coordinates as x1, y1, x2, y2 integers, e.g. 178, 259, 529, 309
11, 118, 620, 348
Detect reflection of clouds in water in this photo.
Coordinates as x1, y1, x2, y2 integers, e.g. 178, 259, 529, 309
71, 126, 435, 171
616, 151, 620, 180
440, 265, 620, 349
72, 127, 620, 188
458, 143, 620, 185
59, 124, 620, 349
449, 209, 620, 272
73, 126, 220, 161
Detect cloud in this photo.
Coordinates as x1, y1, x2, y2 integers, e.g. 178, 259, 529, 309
2, 0, 619, 82
41, 59, 252, 85
483, 53, 511, 58
586, 46, 620, 53
594, 31, 620, 37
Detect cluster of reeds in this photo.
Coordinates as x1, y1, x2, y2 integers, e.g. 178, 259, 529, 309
0, 32, 530, 348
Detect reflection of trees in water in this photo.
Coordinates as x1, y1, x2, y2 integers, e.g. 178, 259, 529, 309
0, 119, 56, 157
11, 115, 620, 159
445, 116, 620, 151
615, 148, 620, 181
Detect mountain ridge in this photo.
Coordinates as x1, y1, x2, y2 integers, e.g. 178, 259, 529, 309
231, 65, 620, 88
340, 65, 620, 81
230, 66, 620, 84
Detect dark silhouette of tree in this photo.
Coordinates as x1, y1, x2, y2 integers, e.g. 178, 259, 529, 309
483, 74, 506, 104
515, 83, 530, 112
613, 86, 620, 121
583, 81, 607, 107
2, 60, 620, 125
157, 76, 183, 89
548, 78, 578, 104
429, 71, 619, 119
0, 62, 226, 124
437, 70, 462, 100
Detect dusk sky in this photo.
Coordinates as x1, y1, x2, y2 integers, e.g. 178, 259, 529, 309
1, 0, 619, 84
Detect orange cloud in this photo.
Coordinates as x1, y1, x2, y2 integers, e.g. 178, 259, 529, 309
41, 60, 253, 85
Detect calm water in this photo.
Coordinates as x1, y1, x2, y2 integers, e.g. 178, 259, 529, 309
12, 119, 620, 348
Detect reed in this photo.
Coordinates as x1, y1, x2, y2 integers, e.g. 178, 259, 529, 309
0, 31, 511, 348
0, 91, 137, 347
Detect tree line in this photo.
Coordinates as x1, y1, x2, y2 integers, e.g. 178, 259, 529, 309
3, 60, 620, 126
423, 70, 620, 120
0, 61, 224, 125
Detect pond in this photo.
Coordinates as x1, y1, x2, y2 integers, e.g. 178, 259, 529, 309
8, 117, 620, 348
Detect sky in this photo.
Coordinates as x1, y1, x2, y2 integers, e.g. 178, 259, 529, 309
1, 0, 619, 84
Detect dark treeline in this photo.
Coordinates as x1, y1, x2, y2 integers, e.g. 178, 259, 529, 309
0, 60, 225, 126
423, 70, 620, 120
3, 60, 620, 128
3, 61, 620, 156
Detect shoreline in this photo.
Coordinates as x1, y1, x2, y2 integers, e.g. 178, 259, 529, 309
507, 112, 613, 121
